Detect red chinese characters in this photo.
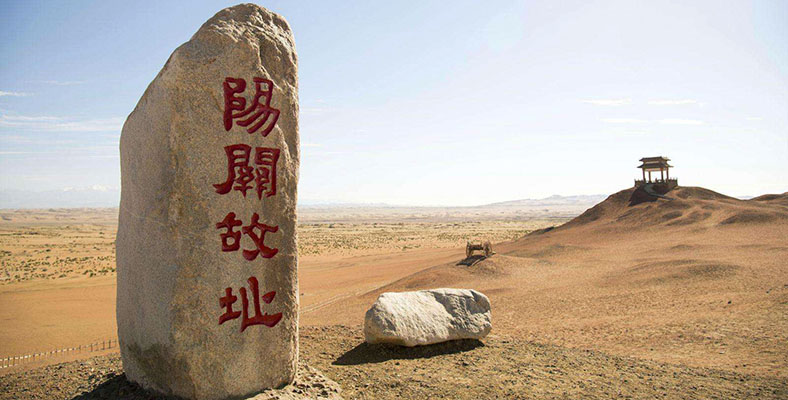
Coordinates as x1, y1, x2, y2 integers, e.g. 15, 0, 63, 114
216, 76, 285, 332
214, 144, 280, 199
219, 276, 282, 332
216, 212, 279, 260
223, 77, 280, 136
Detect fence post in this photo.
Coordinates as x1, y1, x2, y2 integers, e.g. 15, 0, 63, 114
0, 338, 123, 370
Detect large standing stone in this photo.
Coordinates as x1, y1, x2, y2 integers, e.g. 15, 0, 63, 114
117, 4, 299, 399
364, 289, 492, 347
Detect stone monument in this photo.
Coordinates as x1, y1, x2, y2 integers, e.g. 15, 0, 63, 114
116, 4, 299, 399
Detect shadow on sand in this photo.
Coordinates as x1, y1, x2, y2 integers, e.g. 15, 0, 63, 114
456, 255, 486, 267
70, 373, 182, 400
333, 339, 484, 366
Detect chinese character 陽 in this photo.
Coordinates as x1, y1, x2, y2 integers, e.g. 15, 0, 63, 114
223, 77, 280, 136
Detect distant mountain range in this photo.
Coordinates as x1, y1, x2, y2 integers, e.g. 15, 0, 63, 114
0, 189, 608, 210
298, 194, 610, 210
482, 194, 609, 208
4, 188, 764, 210
0, 187, 121, 209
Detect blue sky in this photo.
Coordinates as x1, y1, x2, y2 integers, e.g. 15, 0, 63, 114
1, 0, 786, 207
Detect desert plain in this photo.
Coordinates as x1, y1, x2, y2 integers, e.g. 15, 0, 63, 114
0, 187, 787, 399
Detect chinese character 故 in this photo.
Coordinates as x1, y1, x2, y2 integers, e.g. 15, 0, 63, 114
216, 212, 279, 260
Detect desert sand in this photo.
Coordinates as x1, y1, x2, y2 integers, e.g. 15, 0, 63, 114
1, 187, 787, 399
0, 205, 562, 361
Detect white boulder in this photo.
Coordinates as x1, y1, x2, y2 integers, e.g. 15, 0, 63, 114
364, 288, 492, 346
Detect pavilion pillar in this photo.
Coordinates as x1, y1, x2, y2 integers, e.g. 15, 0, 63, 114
666, 168, 670, 180
660, 168, 664, 181
642, 169, 645, 181
648, 171, 652, 182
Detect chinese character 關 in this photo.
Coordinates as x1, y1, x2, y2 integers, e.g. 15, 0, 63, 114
214, 144, 280, 200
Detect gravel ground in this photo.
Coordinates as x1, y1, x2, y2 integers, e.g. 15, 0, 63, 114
2, 325, 786, 399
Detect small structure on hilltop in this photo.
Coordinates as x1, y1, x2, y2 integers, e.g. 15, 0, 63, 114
632, 156, 678, 201
635, 156, 678, 190
466, 241, 493, 259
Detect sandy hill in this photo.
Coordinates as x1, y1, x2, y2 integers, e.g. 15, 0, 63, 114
556, 186, 788, 231
313, 186, 788, 379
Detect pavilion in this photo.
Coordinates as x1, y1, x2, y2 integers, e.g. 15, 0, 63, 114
635, 156, 678, 189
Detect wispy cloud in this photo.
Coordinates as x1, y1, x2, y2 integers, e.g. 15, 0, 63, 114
746, 116, 762, 121
582, 98, 632, 106
600, 118, 646, 124
302, 142, 323, 148
301, 107, 330, 116
0, 135, 79, 145
647, 99, 699, 106
0, 148, 120, 160
63, 185, 118, 192
0, 91, 31, 97
658, 118, 704, 125
309, 151, 348, 156
1, 115, 60, 122
0, 114, 124, 132
601, 118, 705, 125
28, 80, 85, 86
609, 130, 650, 136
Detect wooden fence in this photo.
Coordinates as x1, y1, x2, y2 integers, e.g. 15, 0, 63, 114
0, 338, 118, 370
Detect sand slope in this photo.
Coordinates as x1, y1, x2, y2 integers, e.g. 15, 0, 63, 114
316, 187, 788, 377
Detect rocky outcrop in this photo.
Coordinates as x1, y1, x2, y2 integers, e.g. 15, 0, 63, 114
364, 289, 491, 347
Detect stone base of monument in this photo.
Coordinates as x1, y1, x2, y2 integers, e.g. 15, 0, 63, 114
249, 364, 342, 400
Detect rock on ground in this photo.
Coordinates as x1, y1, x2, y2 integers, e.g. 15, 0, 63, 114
117, 3, 299, 399
251, 364, 342, 400
364, 288, 491, 346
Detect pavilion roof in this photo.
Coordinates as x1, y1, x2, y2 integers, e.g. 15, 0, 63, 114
639, 156, 670, 162
638, 161, 673, 170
